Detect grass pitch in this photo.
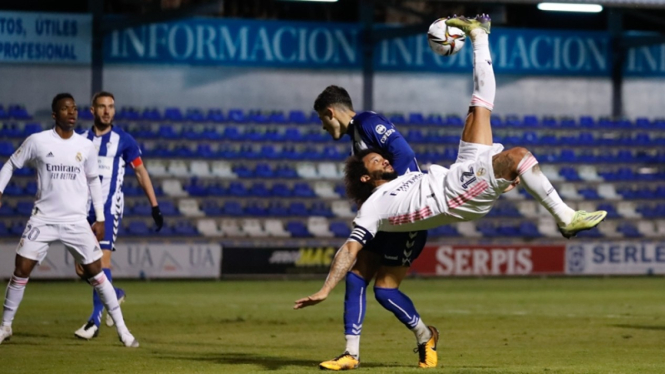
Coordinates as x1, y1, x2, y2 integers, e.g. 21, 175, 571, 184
1, 277, 664, 373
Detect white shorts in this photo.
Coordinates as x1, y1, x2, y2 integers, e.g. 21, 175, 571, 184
17, 219, 103, 265
441, 141, 513, 221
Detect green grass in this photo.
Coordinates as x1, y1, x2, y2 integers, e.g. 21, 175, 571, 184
1, 278, 664, 373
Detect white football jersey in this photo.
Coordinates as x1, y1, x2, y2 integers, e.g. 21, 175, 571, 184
9, 129, 99, 223
351, 165, 451, 244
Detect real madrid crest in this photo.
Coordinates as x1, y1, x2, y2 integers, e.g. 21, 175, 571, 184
476, 167, 486, 177
76, 152, 83, 162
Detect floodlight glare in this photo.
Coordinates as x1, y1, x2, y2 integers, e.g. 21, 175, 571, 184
537, 3, 603, 12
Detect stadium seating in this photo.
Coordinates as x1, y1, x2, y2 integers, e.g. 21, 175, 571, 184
1, 109, 663, 240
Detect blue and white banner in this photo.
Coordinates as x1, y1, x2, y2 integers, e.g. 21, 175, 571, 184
0, 11, 92, 64
566, 242, 665, 275
103, 17, 665, 77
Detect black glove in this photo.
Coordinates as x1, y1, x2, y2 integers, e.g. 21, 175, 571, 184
151, 206, 164, 232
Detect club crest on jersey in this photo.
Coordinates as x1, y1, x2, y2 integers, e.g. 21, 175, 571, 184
375, 124, 387, 134
476, 167, 486, 177
76, 152, 82, 162
460, 166, 477, 189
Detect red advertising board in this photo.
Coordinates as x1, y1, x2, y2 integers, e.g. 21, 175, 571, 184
410, 245, 565, 276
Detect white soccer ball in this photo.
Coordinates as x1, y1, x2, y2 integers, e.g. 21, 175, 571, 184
427, 18, 466, 56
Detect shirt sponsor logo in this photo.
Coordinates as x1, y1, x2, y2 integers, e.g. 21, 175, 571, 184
46, 152, 54, 157
375, 124, 387, 135
390, 173, 423, 196
380, 129, 395, 144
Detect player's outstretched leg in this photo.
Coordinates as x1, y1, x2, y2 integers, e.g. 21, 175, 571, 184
0, 274, 28, 344
106, 287, 125, 327
493, 148, 607, 238
87, 271, 139, 347
454, 14, 495, 147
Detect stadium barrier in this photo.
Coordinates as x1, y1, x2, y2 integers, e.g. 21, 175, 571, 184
0, 242, 221, 279
1, 242, 664, 279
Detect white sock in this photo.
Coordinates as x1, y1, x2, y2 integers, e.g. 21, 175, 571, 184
517, 153, 575, 226
411, 318, 431, 344
469, 30, 495, 111
344, 334, 360, 358
89, 272, 128, 332
2, 275, 28, 326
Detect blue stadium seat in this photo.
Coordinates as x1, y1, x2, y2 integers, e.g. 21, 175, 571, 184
249, 182, 270, 197
4, 182, 23, 196
10, 221, 25, 236
0, 105, 8, 120
126, 221, 150, 236
408, 113, 425, 125
476, 221, 498, 237
330, 222, 351, 238
286, 221, 311, 237
245, 201, 268, 216
288, 110, 308, 125
617, 222, 641, 238
223, 201, 244, 216
310, 201, 333, 217
173, 221, 198, 236
293, 182, 315, 198
271, 182, 292, 197
389, 114, 406, 125
289, 202, 309, 216
164, 107, 184, 122
16, 201, 33, 216
202, 200, 222, 215
186, 179, 208, 197
23, 123, 43, 136
255, 163, 274, 178
8, 105, 31, 120
132, 202, 152, 216
0, 222, 7, 236
559, 167, 581, 181
0, 141, 15, 156
228, 181, 248, 196
232, 164, 253, 178
0, 203, 15, 216
268, 201, 289, 216
426, 114, 444, 125
497, 223, 520, 237
206, 109, 225, 123
159, 201, 178, 215
276, 164, 298, 178
158, 124, 180, 139
260, 145, 279, 160
185, 108, 205, 122
520, 221, 541, 238
578, 187, 600, 200
596, 203, 620, 219
228, 109, 247, 123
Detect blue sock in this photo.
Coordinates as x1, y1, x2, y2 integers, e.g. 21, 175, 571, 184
344, 272, 369, 336
374, 287, 420, 329
88, 268, 113, 327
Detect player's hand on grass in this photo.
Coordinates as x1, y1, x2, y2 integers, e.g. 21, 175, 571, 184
294, 291, 328, 309
152, 206, 164, 232
91, 221, 105, 242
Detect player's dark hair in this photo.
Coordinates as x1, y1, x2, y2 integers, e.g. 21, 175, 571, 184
313, 85, 354, 112
344, 148, 390, 205
92, 91, 115, 106
51, 93, 75, 112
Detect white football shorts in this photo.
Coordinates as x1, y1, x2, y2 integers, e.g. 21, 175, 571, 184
441, 140, 514, 221
16, 219, 103, 265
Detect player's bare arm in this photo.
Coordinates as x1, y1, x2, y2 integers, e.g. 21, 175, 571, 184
294, 240, 364, 309
134, 163, 164, 231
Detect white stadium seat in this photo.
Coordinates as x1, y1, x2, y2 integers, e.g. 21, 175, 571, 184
211, 161, 237, 179
597, 220, 622, 238
145, 159, 168, 177
220, 219, 245, 237
558, 183, 583, 200
577, 202, 596, 213
598, 183, 621, 200
457, 221, 481, 237
241, 219, 268, 237
538, 217, 560, 238
331, 200, 355, 218
501, 186, 524, 200
314, 181, 339, 198
541, 165, 563, 182
308, 216, 334, 238
296, 162, 318, 179
516, 201, 538, 218
197, 219, 221, 237
190, 160, 211, 177
178, 199, 204, 217
318, 162, 340, 179
656, 220, 665, 236
168, 160, 190, 177
637, 221, 657, 237
265, 219, 291, 237
162, 179, 188, 197
617, 202, 640, 218
579, 165, 602, 182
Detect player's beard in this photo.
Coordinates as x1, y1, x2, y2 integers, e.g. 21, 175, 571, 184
370, 170, 398, 182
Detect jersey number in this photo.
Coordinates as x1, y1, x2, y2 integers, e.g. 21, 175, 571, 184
22, 224, 40, 241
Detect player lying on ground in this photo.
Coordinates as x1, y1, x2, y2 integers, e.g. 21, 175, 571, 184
0, 93, 139, 347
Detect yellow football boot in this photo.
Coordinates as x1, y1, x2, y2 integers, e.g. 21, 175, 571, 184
319, 352, 359, 371
416, 326, 439, 368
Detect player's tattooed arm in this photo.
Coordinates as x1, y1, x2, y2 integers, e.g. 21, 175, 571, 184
294, 241, 364, 309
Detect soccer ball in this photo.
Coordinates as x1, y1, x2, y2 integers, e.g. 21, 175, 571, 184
427, 18, 466, 56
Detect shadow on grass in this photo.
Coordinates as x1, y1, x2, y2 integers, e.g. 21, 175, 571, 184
613, 324, 665, 331
158, 352, 411, 371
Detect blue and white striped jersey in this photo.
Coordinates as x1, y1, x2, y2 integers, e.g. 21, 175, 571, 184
82, 126, 142, 216
348, 111, 420, 175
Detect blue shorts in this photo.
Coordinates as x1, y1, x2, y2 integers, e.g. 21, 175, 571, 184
363, 230, 428, 267
87, 211, 122, 251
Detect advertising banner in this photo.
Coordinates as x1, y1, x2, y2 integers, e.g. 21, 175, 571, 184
0, 242, 221, 279
103, 17, 665, 77
0, 11, 92, 64
566, 242, 665, 275
222, 246, 336, 274
409, 244, 566, 276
